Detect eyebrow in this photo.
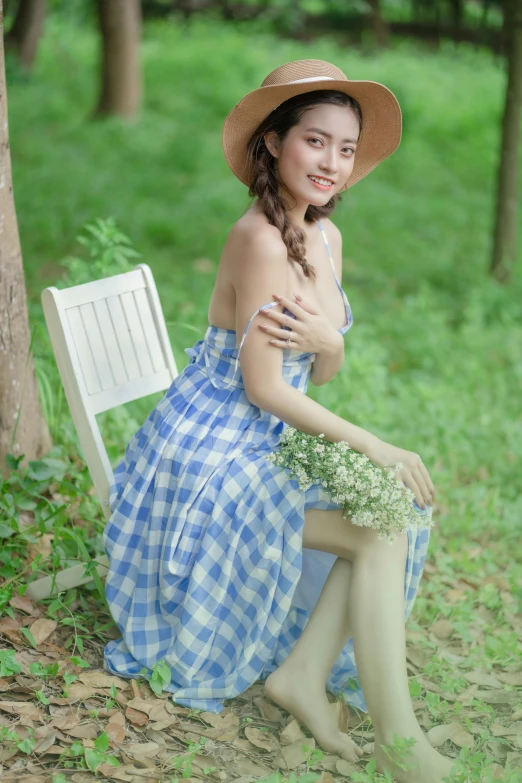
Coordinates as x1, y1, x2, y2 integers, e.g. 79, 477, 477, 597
304, 127, 358, 144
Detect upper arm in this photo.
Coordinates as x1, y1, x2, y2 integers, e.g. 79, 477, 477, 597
228, 224, 288, 406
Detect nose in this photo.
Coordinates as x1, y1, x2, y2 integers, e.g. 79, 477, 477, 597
320, 146, 339, 175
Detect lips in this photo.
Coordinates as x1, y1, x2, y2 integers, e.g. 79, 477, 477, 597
308, 175, 335, 186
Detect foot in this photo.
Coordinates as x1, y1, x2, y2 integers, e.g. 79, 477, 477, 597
374, 729, 458, 783
264, 662, 364, 764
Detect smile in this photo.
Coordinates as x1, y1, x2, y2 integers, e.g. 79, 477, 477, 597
308, 175, 334, 190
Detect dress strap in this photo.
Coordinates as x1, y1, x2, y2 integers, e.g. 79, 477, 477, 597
316, 219, 343, 293
219, 301, 279, 390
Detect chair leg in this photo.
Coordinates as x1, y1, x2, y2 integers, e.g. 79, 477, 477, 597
25, 556, 109, 601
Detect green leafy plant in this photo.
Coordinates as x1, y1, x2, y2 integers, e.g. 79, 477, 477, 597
58, 217, 140, 289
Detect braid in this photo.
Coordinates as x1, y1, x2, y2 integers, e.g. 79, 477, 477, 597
248, 143, 316, 281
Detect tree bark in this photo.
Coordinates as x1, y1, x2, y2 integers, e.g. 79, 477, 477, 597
490, 0, 522, 283
0, 2, 51, 472
94, 0, 142, 118
5, 0, 46, 71
367, 0, 390, 47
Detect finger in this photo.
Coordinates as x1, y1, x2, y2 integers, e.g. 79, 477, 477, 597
272, 294, 299, 313
263, 309, 303, 335
272, 293, 316, 315
412, 468, 433, 507
399, 475, 427, 510
418, 462, 436, 498
259, 323, 299, 340
268, 338, 294, 349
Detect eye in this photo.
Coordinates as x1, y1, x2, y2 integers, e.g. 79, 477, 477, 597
308, 137, 322, 146
343, 147, 356, 156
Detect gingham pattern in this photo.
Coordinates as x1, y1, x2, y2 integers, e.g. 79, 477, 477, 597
103, 220, 432, 714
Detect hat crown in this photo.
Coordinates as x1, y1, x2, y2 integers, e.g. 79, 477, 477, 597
261, 59, 348, 88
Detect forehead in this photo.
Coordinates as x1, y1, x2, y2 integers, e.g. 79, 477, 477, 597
295, 103, 360, 133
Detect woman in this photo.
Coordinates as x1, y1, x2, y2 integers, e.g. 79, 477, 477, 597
103, 60, 455, 782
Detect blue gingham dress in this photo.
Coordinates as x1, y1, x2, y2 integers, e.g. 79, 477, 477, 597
103, 219, 432, 714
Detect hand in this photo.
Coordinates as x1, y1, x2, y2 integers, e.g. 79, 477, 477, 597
366, 439, 436, 510
258, 293, 343, 355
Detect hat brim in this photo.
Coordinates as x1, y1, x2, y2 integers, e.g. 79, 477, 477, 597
222, 78, 402, 189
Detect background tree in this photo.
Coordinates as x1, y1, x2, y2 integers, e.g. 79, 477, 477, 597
94, 0, 142, 118
491, 0, 522, 282
0, 1, 51, 472
4, 0, 46, 71
368, 0, 390, 47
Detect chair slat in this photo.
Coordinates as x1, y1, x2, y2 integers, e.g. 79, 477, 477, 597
120, 291, 154, 377
79, 302, 114, 391
93, 298, 128, 386
133, 288, 167, 373
67, 307, 101, 395
106, 294, 141, 381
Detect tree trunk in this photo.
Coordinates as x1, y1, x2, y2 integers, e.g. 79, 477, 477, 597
94, 0, 142, 118
0, 3, 51, 472
490, 0, 522, 283
5, 0, 46, 71
448, 0, 463, 30
367, 0, 390, 47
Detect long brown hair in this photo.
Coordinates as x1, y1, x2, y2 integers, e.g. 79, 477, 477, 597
245, 90, 363, 281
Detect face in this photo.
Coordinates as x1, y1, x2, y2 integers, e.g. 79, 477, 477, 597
264, 102, 360, 211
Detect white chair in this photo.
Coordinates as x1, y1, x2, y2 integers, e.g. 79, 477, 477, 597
26, 264, 178, 601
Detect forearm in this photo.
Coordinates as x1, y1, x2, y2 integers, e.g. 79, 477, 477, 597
309, 334, 345, 386
252, 380, 381, 457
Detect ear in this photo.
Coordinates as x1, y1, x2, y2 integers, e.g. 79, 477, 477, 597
264, 131, 280, 159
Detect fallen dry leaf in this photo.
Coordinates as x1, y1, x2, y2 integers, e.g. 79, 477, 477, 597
125, 697, 174, 723
29, 618, 57, 645
253, 695, 283, 722
336, 758, 359, 775
273, 737, 316, 769
280, 717, 306, 746
497, 672, 522, 687
123, 741, 161, 759
126, 705, 149, 726
474, 689, 519, 705
64, 684, 107, 700
49, 714, 81, 731
106, 720, 126, 743
33, 725, 58, 754
78, 671, 130, 690
463, 670, 502, 688
428, 721, 474, 749
506, 752, 522, 769
9, 594, 40, 615
233, 756, 273, 777
0, 701, 45, 720
431, 619, 454, 639
316, 773, 336, 783
244, 725, 279, 752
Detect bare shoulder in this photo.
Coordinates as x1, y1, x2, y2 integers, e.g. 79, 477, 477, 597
224, 210, 288, 283
230, 210, 286, 253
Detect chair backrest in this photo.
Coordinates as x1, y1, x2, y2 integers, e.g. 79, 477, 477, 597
41, 263, 178, 519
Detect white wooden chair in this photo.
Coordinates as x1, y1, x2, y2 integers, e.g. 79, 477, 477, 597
26, 264, 178, 601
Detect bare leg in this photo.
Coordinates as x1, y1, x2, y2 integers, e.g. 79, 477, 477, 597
264, 556, 363, 762
348, 534, 456, 783
265, 532, 456, 782
284, 555, 354, 681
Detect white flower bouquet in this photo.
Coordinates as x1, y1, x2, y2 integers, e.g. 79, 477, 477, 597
266, 428, 434, 544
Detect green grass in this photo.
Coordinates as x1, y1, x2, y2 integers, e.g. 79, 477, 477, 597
2, 12, 522, 781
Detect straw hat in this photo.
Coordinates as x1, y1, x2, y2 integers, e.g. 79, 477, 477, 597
222, 59, 402, 190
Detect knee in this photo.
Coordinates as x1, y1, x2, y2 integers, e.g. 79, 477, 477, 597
351, 526, 408, 565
